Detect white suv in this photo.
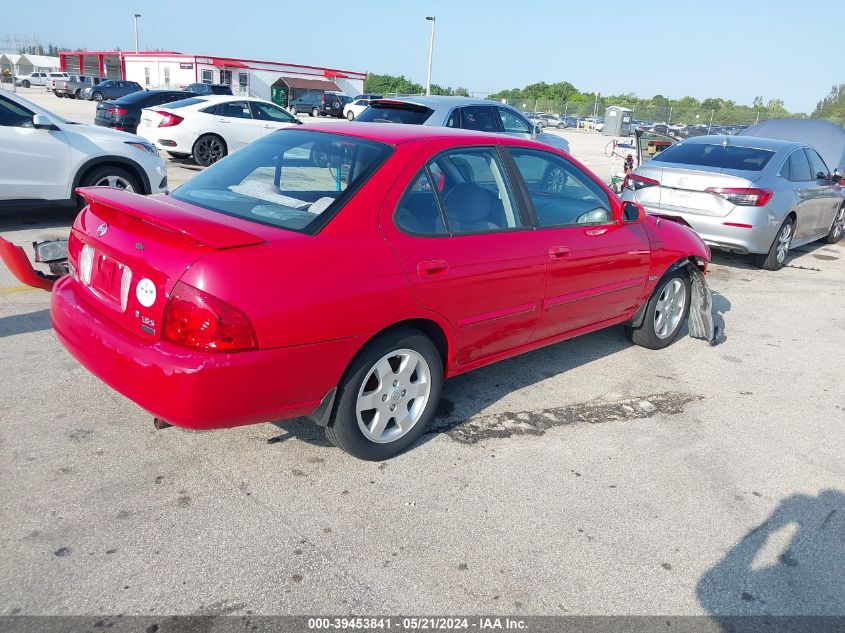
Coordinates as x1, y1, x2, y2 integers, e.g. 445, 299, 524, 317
0, 91, 168, 210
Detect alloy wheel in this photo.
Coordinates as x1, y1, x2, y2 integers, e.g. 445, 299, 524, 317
653, 278, 687, 339
356, 349, 432, 444
197, 137, 224, 164
832, 207, 845, 241
93, 175, 135, 192
776, 222, 792, 264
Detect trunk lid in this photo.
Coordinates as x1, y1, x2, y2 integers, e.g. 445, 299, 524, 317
639, 163, 758, 217
69, 188, 264, 342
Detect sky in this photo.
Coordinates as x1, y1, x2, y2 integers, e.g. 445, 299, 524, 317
4, 0, 838, 113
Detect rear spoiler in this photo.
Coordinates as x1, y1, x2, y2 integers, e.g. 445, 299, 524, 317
77, 187, 265, 250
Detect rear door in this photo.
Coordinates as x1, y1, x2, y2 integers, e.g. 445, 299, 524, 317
507, 147, 650, 339
382, 144, 545, 366
212, 100, 263, 150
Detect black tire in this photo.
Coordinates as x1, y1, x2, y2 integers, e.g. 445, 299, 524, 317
625, 270, 691, 350
754, 217, 793, 270
55, 91, 63, 98
76, 165, 142, 209
192, 134, 227, 167
824, 204, 845, 244
325, 327, 443, 461
22, 80, 31, 88
311, 107, 320, 118
166, 151, 191, 159
346, 111, 355, 121
92, 92, 104, 102
73, 89, 81, 99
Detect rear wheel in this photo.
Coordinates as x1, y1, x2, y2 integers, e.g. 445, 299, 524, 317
824, 205, 845, 244
754, 218, 793, 270
311, 107, 320, 117
192, 134, 227, 167
625, 271, 690, 350
346, 111, 355, 121
325, 327, 443, 461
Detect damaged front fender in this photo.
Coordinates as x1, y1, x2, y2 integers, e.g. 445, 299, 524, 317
0, 237, 67, 291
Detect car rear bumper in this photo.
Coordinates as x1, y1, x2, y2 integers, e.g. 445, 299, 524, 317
52, 277, 363, 430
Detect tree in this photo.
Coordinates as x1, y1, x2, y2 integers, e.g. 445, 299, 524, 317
812, 84, 845, 122
364, 73, 424, 96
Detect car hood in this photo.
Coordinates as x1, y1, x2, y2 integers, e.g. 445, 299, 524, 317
740, 118, 845, 173
535, 132, 571, 154
59, 121, 148, 143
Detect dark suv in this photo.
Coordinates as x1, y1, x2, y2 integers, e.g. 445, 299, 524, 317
289, 91, 352, 117
185, 83, 233, 96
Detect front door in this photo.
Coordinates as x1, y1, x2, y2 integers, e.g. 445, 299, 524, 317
803, 148, 843, 236
0, 94, 71, 201
383, 145, 545, 366
506, 147, 650, 340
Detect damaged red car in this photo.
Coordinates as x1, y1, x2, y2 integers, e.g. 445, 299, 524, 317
51, 123, 710, 460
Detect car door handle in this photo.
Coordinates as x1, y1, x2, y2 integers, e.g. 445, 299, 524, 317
262, 124, 276, 129
548, 246, 571, 260
215, 118, 230, 123
417, 260, 450, 277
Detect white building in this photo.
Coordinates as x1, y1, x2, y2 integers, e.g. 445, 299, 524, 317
0, 53, 60, 81
59, 51, 366, 108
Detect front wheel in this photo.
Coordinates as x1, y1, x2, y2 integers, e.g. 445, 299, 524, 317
824, 205, 845, 244
625, 271, 690, 350
22, 80, 31, 88
346, 111, 355, 121
77, 166, 141, 209
325, 327, 443, 461
754, 218, 793, 270
92, 92, 104, 102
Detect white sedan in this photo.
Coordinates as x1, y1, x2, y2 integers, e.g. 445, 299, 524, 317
137, 96, 301, 166
343, 97, 377, 121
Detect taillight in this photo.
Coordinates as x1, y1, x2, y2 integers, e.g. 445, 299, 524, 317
623, 173, 660, 191
155, 110, 184, 127
108, 106, 128, 116
162, 281, 257, 352
321, 94, 326, 105
706, 187, 773, 207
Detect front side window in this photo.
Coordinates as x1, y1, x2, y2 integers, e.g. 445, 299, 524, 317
0, 96, 33, 127
217, 101, 252, 119
805, 149, 830, 180
497, 107, 532, 134
510, 149, 612, 227
250, 102, 296, 123
396, 148, 521, 235
458, 106, 499, 133
171, 130, 392, 233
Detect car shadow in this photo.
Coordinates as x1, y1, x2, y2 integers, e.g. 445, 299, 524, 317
0, 308, 52, 339
709, 238, 843, 272
697, 489, 845, 625
0, 206, 77, 232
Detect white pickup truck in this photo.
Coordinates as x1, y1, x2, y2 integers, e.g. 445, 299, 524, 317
16, 71, 68, 88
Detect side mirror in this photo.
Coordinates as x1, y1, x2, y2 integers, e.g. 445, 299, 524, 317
832, 170, 843, 185
621, 201, 644, 223
32, 114, 54, 130
533, 123, 543, 136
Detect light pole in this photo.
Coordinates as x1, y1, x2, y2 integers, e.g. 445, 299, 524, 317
425, 16, 436, 96
133, 14, 141, 53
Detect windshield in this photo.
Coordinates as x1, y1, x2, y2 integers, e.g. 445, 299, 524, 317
171, 129, 392, 233
355, 101, 434, 124
653, 142, 775, 171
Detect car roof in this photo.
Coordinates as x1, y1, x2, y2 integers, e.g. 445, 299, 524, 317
677, 135, 806, 152
284, 121, 548, 148
375, 95, 504, 109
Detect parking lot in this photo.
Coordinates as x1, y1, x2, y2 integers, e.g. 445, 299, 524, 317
1, 87, 844, 619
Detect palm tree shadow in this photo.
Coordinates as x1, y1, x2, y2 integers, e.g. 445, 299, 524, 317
697, 489, 845, 627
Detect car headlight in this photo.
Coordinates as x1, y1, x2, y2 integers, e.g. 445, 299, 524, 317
125, 141, 159, 157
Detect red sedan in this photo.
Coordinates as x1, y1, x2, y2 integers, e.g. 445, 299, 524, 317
52, 123, 709, 460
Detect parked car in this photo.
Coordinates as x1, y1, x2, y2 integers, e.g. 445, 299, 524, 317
185, 83, 233, 96
525, 112, 546, 128
352, 93, 384, 101
289, 90, 352, 117
621, 135, 844, 270
0, 91, 167, 211
54, 75, 103, 99
344, 96, 382, 121
95, 89, 192, 135
15, 71, 67, 88
46, 72, 71, 92
354, 96, 569, 153
137, 95, 301, 166
80, 80, 144, 102
51, 122, 709, 460
540, 113, 563, 128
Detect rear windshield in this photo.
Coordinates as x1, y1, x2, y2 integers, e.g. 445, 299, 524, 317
355, 101, 434, 125
653, 142, 775, 171
171, 129, 392, 234
163, 97, 209, 109
114, 91, 184, 105
209, 85, 231, 94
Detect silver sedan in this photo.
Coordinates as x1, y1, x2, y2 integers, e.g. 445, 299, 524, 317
621, 135, 844, 269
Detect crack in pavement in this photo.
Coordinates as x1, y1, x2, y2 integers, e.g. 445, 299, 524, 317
431, 392, 702, 444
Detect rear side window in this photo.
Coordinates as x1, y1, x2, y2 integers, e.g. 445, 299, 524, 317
396, 170, 448, 235
653, 142, 775, 171
781, 150, 812, 182
171, 130, 392, 233
805, 149, 830, 180
355, 101, 434, 124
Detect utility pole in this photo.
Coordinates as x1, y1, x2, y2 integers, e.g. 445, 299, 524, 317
133, 14, 141, 53
425, 16, 436, 96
